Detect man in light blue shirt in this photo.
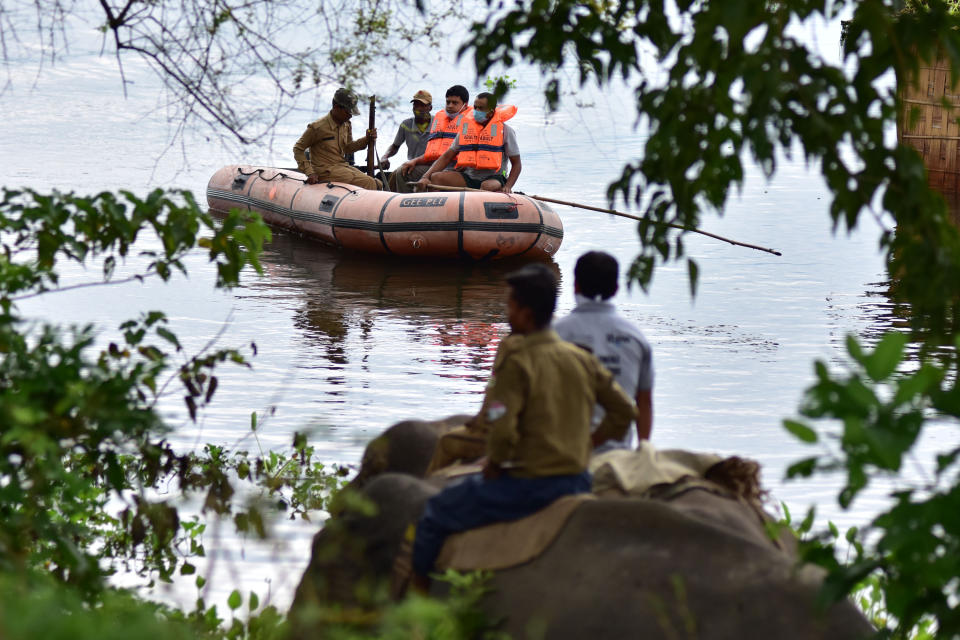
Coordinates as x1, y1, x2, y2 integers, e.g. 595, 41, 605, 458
554, 251, 654, 450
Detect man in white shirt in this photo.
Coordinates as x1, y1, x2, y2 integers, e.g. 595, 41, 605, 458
553, 251, 654, 450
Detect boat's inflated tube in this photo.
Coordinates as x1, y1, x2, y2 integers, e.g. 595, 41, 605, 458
207, 165, 563, 260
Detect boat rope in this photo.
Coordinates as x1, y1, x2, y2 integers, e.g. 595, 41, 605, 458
236, 166, 289, 181
325, 183, 359, 194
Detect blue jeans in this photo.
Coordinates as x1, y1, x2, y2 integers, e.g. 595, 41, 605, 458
412, 471, 591, 576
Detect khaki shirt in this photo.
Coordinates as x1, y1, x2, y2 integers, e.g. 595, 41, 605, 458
293, 112, 369, 176
478, 329, 636, 478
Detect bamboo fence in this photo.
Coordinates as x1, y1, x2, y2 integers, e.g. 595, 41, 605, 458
898, 55, 960, 191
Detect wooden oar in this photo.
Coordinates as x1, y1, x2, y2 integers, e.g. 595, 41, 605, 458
421, 183, 782, 257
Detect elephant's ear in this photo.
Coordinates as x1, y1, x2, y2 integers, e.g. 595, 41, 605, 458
704, 457, 767, 503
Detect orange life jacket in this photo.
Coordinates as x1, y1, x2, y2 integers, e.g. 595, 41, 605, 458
422, 106, 474, 162
454, 105, 518, 172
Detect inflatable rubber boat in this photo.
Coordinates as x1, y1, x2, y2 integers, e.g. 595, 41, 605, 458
206, 165, 563, 260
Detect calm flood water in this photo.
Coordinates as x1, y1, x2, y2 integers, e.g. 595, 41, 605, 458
3, 14, 949, 610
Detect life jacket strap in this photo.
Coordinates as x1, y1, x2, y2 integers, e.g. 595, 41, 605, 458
459, 143, 506, 153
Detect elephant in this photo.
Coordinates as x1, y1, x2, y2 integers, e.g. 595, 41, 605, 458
289, 416, 873, 640
345, 413, 471, 491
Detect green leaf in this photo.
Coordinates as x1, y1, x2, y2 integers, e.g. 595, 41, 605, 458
249, 591, 259, 610
864, 332, 906, 382
862, 426, 904, 471
227, 589, 242, 611
786, 457, 818, 478
894, 364, 942, 405
846, 334, 866, 365
798, 507, 816, 535
784, 419, 818, 443
845, 378, 880, 412
180, 563, 196, 575
156, 327, 181, 350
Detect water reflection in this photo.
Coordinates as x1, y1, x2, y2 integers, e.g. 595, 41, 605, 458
865, 188, 960, 355
253, 229, 561, 381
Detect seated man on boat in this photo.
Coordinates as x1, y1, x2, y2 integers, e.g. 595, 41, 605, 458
415, 92, 521, 194
292, 87, 381, 190
378, 90, 434, 193
411, 264, 635, 591
397, 85, 472, 189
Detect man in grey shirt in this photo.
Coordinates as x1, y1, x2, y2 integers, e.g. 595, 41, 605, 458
554, 251, 654, 451
416, 92, 522, 193
380, 90, 433, 192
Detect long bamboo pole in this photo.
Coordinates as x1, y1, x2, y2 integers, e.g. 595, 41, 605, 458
422, 183, 782, 257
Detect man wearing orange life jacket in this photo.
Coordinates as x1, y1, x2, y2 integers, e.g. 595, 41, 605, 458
416, 92, 522, 194
399, 85, 472, 186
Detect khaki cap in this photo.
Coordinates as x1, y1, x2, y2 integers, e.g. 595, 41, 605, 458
333, 87, 360, 115
411, 89, 433, 105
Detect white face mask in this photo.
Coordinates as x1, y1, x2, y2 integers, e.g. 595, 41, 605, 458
446, 103, 464, 116
474, 111, 490, 124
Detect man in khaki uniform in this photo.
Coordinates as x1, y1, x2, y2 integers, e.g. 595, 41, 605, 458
411, 263, 636, 589
293, 87, 380, 190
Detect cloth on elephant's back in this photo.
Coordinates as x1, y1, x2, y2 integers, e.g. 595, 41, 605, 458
590, 443, 724, 496
435, 492, 595, 571
426, 445, 769, 574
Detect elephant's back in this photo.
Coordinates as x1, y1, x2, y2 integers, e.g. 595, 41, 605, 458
484, 496, 873, 640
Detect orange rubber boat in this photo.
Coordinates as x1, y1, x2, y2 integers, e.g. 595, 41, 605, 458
206, 165, 563, 260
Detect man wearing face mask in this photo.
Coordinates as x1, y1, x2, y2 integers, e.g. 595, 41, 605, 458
553, 251, 654, 450
380, 90, 434, 192
293, 87, 381, 190
416, 92, 521, 194
398, 85, 472, 185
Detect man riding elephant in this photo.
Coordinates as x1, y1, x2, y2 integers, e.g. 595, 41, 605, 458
411, 263, 636, 591
288, 271, 874, 640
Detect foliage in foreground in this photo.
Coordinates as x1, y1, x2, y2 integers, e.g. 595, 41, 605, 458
464, 0, 960, 337
0, 569, 289, 640
0, 567, 503, 640
0, 185, 500, 639
784, 332, 960, 637
298, 570, 508, 640
780, 502, 936, 640
0, 188, 349, 597
0, 187, 294, 591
